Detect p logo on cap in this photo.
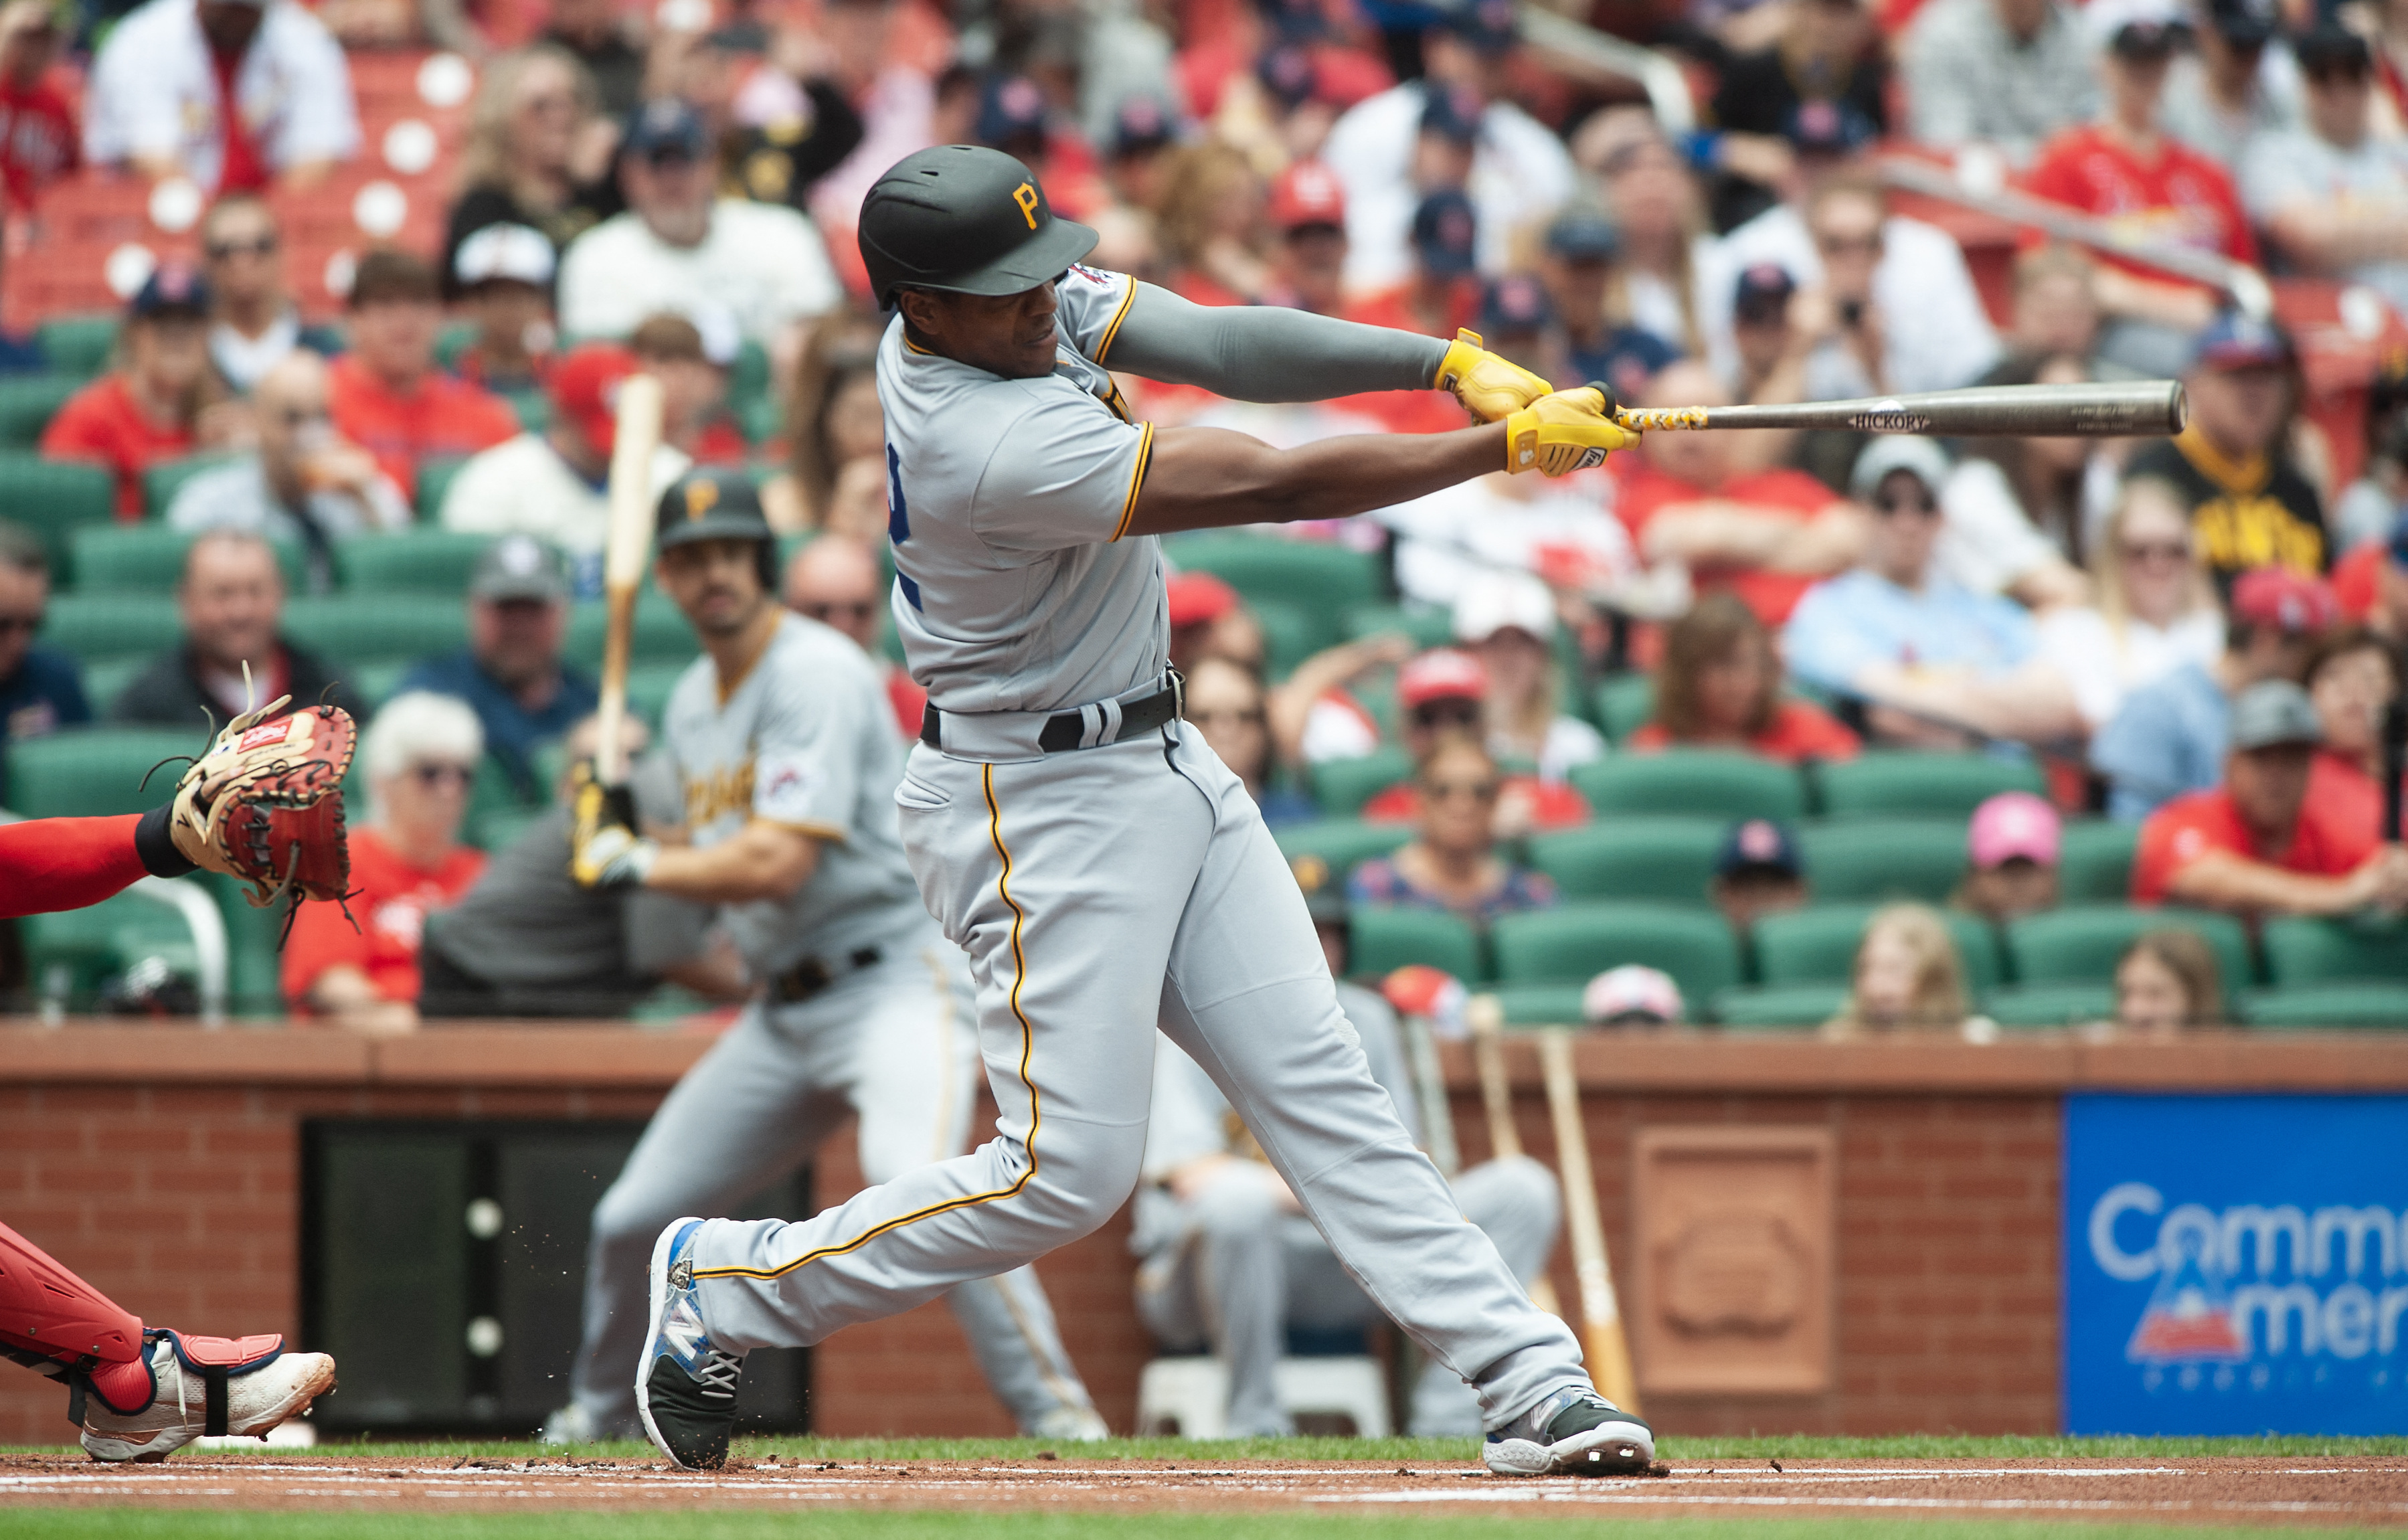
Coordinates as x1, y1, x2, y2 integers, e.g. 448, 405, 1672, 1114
1013, 183, 1040, 230
684, 481, 719, 520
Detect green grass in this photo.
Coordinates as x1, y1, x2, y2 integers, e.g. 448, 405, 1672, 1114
3, 1518, 2403, 1540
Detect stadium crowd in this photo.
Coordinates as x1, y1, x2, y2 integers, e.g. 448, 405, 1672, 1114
0, 0, 2405, 1047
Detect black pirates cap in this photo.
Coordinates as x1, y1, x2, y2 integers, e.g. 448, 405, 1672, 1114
656, 469, 772, 551
857, 145, 1098, 310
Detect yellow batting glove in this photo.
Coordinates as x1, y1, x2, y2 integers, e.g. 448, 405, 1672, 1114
1435, 329, 1553, 422
1504, 386, 1642, 477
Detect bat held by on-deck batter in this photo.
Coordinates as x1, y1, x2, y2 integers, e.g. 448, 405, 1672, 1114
1610, 379, 2187, 438
592, 372, 666, 790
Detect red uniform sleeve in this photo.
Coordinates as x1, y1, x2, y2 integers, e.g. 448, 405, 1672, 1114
279, 895, 367, 1012
0, 814, 150, 918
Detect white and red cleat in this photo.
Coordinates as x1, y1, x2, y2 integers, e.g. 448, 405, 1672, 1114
80, 1331, 336, 1462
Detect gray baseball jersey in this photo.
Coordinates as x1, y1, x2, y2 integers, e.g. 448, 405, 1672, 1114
876, 263, 1169, 715
661, 610, 926, 973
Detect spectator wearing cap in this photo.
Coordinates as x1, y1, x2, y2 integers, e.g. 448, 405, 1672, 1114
1957, 792, 2063, 922
1102, 94, 1179, 212
1452, 570, 1605, 784
1183, 653, 1318, 827
1349, 735, 1558, 926
2124, 313, 2327, 590
782, 533, 924, 742
41, 264, 239, 519
1710, 817, 1812, 936
1582, 966, 1684, 1027
0, 520, 88, 744
2131, 679, 2408, 913
1785, 437, 2076, 750
1343, 189, 1480, 341
450, 223, 557, 396
2093, 565, 2339, 817
327, 251, 521, 501
1318, 1, 1575, 292
1703, 0, 1889, 230
1703, 171, 2001, 405
2300, 626, 2401, 850
557, 98, 841, 361
1615, 361, 1865, 628
1633, 592, 1861, 762
0, 2, 69, 215
439, 342, 693, 584
1471, 274, 1559, 382
201, 194, 341, 394
1902, 0, 2098, 165
2031, 477, 2224, 733
2239, 27, 2408, 319
1726, 262, 1810, 410
444, 46, 621, 290
1538, 205, 1677, 407
631, 311, 748, 466
166, 351, 410, 590
2022, 0, 2260, 375
113, 528, 366, 728
1262, 159, 1349, 317
1358, 649, 1589, 832
2162, 0, 2300, 169
394, 534, 598, 802
84, 0, 357, 193
1165, 570, 1268, 677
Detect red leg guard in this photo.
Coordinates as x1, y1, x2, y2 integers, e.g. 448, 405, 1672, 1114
0, 1221, 145, 1364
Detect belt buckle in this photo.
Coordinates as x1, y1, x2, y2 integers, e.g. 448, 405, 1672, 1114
1167, 665, 1185, 722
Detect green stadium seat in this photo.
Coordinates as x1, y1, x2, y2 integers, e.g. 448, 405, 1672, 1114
1592, 674, 1654, 742
337, 529, 495, 594
284, 594, 469, 669
1349, 905, 1484, 982
1309, 747, 1411, 817
1751, 903, 2004, 995
1814, 752, 2047, 820
1527, 817, 1723, 904
6, 728, 209, 817
0, 456, 117, 576
1341, 602, 1452, 653
504, 390, 549, 433
2259, 916, 2408, 986
2239, 985, 2408, 1029
628, 661, 689, 725
566, 594, 701, 669
1252, 597, 1316, 680
79, 655, 148, 715
1490, 903, 1741, 1015
37, 315, 118, 379
350, 661, 408, 706
18, 887, 197, 1009
39, 593, 184, 661
432, 321, 477, 370
1571, 750, 1805, 823
2005, 906, 2255, 1004
2059, 820, 2138, 904
1709, 982, 1844, 1028
1165, 534, 1387, 654
1982, 982, 2114, 1029
70, 525, 305, 593
198, 871, 284, 1018
732, 337, 773, 416
1274, 818, 1412, 887
1799, 819, 1966, 904
0, 375, 82, 446
1491, 983, 1587, 1026
414, 456, 471, 522
143, 454, 241, 518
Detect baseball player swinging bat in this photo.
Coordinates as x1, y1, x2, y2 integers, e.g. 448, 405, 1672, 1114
1537, 1029, 1640, 1416
592, 373, 667, 789
1467, 995, 1563, 1320
1610, 379, 2188, 438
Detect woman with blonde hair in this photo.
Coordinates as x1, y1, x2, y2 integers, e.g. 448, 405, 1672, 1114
2031, 477, 2223, 733
2113, 930, 2222, 1034
441, 46, 620, 290
1576, 109, 1709, 357
764, 310, 888, 533
1150, 141, 1274, 307
1824, 904, 1970, 1037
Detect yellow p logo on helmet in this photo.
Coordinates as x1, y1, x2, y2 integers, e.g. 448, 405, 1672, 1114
1013, 182, 1040, 230
683, 480, 719, 520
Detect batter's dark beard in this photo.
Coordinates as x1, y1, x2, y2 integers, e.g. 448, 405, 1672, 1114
696, 591, 769, 639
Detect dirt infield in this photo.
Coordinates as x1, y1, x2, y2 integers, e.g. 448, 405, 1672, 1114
3, 1453, 2405, 1526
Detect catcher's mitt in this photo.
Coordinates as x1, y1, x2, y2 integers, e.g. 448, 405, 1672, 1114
167, 696, 355, 908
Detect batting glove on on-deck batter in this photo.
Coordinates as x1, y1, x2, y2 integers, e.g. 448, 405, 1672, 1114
568, 771, 659, 889
1435, 329, 1554, 422
1504, 386, 1642, 477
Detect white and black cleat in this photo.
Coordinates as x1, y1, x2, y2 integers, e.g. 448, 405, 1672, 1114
1483, 1387, 1654, 1477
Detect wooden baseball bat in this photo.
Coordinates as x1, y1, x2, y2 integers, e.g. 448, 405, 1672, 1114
1402, 1011, 1462, 1181
1612, 379, 2186, 438
1466, 994, 1562, 1318
1537, 1027, 1640, 1415
592, 373, 665, 788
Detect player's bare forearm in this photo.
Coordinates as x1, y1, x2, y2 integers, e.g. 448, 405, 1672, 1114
643, 821, 822, 904
1127, 422, 1507, 537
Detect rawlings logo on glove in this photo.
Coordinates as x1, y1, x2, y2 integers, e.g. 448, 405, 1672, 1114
163, 697, 355, 908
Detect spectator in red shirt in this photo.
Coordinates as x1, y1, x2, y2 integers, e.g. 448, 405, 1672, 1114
2131, 679, 2408, 914
40, 262, 239, 519
1612, 360, 1865, 626
631, 311, 748, 466
1359, 649, 1589, 833
281, 690, 488, 1031
325, 250, 521, 500
1262, 159, 1349, 317
2302, 627, 2401, 850
1344, 187, 1480, 345
0, 2, 74, 216
1628, 590, 1861, 762
781, 534, 920, 743
2021, 0, 2259, 376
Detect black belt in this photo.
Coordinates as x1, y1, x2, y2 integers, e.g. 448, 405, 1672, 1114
768, 947, 883, 1005
920, 673, 1185, 754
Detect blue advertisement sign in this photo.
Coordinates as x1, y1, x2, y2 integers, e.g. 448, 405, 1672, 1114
2065, 1093, 2408, 1434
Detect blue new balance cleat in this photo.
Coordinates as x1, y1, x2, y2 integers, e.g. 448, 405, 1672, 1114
634, 1217, 745, 1470
1484, 1387, 1654, 1477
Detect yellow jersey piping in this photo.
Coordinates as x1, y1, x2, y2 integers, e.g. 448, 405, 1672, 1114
1094, 281, 1139, 365
1110, 422, 1155, 543
690, 763, 1041, 1282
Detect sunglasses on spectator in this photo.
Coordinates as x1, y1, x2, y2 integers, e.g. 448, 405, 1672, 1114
276, 407, 331, 430
1189, 707, 1266, 730
410, 762, 475, 788
1422, 777, 1501, 802
205, 234, 277, 261
0, 610, 43, 635
644, 147, 701, 169
2120, 539, 2190, 565
2306, 64, 2371, 86
802, 600, 879, 624
1410, 699, 1482, 729
1814, 232, 1881, 257
1872, 489, 1940, 517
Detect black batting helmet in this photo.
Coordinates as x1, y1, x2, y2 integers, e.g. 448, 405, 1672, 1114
858, 145, 1098, 311
657, 470, 778, 589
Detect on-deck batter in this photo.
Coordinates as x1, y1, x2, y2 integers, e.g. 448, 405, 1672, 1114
605, 146, 1652, 1476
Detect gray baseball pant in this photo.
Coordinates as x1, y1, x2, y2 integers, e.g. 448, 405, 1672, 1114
684, 725, 1589, 1432
570, 940, 1100, 1436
